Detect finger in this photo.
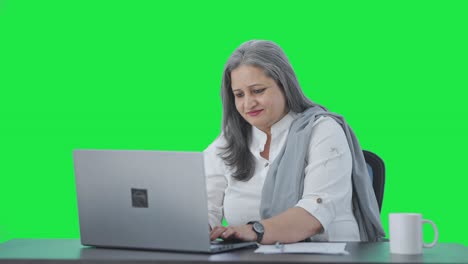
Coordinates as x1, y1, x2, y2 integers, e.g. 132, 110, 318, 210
210, 228, 224, 240
210, 226, 225, 234
221, 228, 236, 240
210, 226, 223, 233
210, 226, 227, 240
210, 230, 223, 240
222, 230, 244, 242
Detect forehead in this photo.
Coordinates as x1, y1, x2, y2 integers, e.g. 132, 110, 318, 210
230, 65, 274, 90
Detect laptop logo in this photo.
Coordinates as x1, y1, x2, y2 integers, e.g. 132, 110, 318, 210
131, 188, 148, 208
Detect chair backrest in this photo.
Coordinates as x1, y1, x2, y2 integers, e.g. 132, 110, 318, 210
363, 150, 385, 212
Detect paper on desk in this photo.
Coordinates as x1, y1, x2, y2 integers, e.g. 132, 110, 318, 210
254, 242, 349, 255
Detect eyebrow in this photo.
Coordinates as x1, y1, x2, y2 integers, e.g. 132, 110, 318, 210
232, 83, 265, 92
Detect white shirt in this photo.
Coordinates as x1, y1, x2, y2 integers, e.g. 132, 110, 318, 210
203, 112, 360, 242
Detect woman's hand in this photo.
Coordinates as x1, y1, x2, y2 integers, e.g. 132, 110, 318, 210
209, 225, 257, 242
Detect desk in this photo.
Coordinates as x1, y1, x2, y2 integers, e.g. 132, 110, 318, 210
0, 239, 466, 263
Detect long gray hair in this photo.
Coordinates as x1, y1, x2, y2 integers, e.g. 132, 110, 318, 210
220, 40, 317, 181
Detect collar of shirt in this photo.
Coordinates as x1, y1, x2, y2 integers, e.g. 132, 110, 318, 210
250, 111, 298, 154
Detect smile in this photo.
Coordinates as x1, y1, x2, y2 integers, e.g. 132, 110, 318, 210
247, 110, 263, 117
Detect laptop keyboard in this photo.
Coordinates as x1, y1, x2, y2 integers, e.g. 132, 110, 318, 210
210, 243, 235, 250
210, 240, 244, 250
211, 240, 234, 246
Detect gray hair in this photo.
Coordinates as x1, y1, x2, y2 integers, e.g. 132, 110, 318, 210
219, 40, 318, 181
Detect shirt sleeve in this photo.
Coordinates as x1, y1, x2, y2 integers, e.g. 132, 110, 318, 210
203, 136, 228, 228
295, 116, 353, 233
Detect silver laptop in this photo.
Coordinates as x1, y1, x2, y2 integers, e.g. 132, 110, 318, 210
73, 150, 256, 253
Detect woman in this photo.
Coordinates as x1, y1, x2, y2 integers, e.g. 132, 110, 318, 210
204, 40, 384, 244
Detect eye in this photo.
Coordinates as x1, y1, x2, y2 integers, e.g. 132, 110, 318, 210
253, 88, 266, 94
234, 92, 244, 98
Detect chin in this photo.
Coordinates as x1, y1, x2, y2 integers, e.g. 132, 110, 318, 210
251, 122, 267, 130
244, 116, 266, 129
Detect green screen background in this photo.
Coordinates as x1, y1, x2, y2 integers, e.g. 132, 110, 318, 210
1, 1, 467, 245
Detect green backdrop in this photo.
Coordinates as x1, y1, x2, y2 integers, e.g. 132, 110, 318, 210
1, 1, 467, 245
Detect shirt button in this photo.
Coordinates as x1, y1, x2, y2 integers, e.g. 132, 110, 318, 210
316, 198, 323, 204
264, 163, 269, 167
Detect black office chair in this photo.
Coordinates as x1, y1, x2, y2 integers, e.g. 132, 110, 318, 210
363, 150, 385, 212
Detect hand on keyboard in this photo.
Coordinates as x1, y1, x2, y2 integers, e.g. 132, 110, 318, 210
209, 225, 257, 242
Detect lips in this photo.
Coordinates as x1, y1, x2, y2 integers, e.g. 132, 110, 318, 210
247, 109, 263, 117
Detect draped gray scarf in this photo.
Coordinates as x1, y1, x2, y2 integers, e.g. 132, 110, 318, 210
259, 106, 386, 242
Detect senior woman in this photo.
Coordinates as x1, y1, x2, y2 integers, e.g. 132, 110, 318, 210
204, 40, 384, 244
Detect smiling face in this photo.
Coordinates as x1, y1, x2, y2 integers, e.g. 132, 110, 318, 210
230, 65, 288, 134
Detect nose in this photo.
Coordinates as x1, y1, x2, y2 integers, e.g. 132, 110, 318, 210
244, 94, 257, 111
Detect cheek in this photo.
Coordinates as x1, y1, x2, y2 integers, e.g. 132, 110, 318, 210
234, 99, 243, 113
272, 94, 286, 112
255, 96, 268, 107
279, 96, 287, 110
262, 95, 279, 109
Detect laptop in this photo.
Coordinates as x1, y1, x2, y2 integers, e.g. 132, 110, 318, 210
73, 150, 257, 253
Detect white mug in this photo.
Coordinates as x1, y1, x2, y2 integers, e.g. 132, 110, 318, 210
389, 213, 439, 255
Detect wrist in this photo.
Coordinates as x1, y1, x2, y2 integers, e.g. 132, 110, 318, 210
247, 221, 264, 243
